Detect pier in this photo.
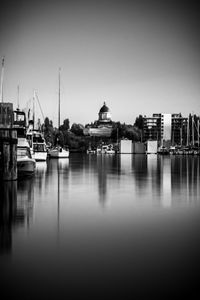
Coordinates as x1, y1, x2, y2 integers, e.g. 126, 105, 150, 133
0, 103, 17, 181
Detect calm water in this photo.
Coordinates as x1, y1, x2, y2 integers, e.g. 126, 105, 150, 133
1, 154, 200, 299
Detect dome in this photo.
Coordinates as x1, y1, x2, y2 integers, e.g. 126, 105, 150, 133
99, 102, 110, 113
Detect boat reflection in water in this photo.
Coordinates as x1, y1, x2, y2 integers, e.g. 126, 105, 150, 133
1, 154, 200, 299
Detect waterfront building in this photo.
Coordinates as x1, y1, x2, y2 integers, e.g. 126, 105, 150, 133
83, 102, 113, 137
143, 114, 161, 141
143, 113, 188, 146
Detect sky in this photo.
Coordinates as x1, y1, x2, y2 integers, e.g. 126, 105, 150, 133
0, 0, 200, 127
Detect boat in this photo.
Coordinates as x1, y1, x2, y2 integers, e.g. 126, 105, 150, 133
48, 146, 69, 158
87, 142, 96, 154
87, 149, 96, 154
97, 144, 115, 154
24, 90, 48, 161
17, 137, 36, 177
169, 146, 176, 155
13, 108, 36, 176
48, 68, 69, 159
157, 146, 169, 155
26, 125, 47, 161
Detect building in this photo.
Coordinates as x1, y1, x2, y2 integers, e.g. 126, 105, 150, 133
143, 113, 188, 146
83, 102, 113, 137
171, 113, 188, 145
143, 114, 161, 141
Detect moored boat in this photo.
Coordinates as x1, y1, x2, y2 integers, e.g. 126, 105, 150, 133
48, 146, 69, 158
17, 138, 36, 177
87, 149, 96, 154
26, 128, 47, 161
157, 146, 169, 155
97, 144, 115, 154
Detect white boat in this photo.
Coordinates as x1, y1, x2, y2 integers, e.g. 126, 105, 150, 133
87, 149, 96, 154
48, 146, 69, 158
105, 148, 115, 154
17, 138, 36, 176
97, 144, 115, 154
26, 129, 47, 161
87, 143, 96, 154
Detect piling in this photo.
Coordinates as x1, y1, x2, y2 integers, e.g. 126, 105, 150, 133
0, 103, 17, 181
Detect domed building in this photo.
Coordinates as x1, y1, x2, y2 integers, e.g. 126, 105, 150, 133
84, 102, 113, 137
98, 102, 112, 125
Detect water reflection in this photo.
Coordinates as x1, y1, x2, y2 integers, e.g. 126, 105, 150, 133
0, 178, 34, 254
171, 155, 200, 206
1, 154, 200, 298
1, 154, 200, 255
56, 158, 69, 241
96, 155, 121, 207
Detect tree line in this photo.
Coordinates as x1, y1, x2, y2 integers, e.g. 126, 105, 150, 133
42, 117, 142, 152
41, 113, 200, 152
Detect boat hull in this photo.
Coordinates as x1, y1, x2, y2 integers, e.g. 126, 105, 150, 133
32, 151, 47, 161
48, 148, 69, 158
17, 158, 36, 176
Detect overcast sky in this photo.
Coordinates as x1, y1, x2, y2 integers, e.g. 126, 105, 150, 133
0, 0, 200, 126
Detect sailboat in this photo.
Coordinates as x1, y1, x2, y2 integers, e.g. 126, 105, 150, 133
13, 108, 36, 176
48, 68, 69, 158
26, 91, 48, 161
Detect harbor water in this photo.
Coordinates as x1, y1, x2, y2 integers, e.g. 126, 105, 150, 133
1, 154, 200, 299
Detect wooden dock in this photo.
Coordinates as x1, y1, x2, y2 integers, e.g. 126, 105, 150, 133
0, 103, 17, 181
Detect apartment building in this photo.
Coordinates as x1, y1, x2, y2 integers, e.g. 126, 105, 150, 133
143, 113, 188, 145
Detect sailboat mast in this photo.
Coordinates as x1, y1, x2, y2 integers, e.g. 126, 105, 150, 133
187, 116, 190, 146
33, 90, 35, 129
58, 68, 61, 129
192, 115, 195, 146
17, 85, 20, 109
0, 56, 5, 103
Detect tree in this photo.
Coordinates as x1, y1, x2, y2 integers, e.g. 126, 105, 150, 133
59, 118, 70, 131
43, 117, 54, 146
134, 115, 144, 130
111, 122, 141, 141
70, 123, 84, 136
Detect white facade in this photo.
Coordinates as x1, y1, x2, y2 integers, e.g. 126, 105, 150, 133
84, 127, 112, 137
146, 140, 158, 153
161, 114, 172, 141
120, 139, 133, 153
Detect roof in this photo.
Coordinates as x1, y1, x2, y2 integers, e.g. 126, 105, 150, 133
17, 138, 30, 148
99, 102, 110, 113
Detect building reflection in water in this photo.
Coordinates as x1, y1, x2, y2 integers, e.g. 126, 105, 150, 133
161, 156, 172, 207
0, 177, 34, 254
132, 154, 200, 208
86, 153, 200, 209
171, 156, 200, 206
96, 154, 121, 208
